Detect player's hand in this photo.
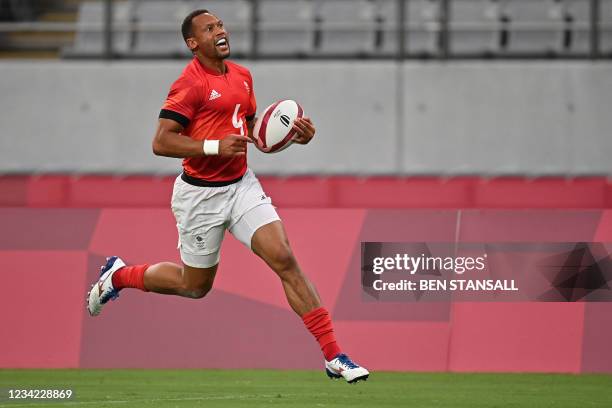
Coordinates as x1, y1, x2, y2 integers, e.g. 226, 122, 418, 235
292, 117, 315, 145
219, 134, 252, 157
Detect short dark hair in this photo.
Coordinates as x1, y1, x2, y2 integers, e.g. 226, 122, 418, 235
181, 9, 210, 42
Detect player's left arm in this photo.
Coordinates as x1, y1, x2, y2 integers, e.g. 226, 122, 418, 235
292, 117, 315, 145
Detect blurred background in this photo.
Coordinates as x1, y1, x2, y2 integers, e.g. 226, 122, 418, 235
1, 0, 611, 374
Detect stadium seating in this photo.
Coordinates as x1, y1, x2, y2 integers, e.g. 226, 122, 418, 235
406, 0, 442, 56
449, 0, 501, 55
64, 0, 132, 57
258, 0, 315, 56
132, 0, 189, 57
561, 0, 590, 55
61, 0, 611, 59
132, 0, 251, 57
316, 0, 378, 56
375, 0, 400, 56
503, 0, 565, 55
602, 0, 612, 54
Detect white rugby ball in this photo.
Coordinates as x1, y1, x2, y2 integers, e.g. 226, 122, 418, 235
252, 99, 303, 153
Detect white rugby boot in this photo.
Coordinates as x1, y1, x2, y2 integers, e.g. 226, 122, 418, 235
87, 256, 126, 316
325, 353, 370, 383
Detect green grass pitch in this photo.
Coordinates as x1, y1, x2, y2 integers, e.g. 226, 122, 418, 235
1, 369, 611, 407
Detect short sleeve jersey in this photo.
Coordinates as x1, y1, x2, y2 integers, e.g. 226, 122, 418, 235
160, 58, 256, 182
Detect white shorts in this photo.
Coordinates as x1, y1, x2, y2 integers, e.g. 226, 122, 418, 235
171, 168, 280, 268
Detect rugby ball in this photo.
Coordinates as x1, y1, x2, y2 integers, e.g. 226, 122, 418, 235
252, 99, 303, 153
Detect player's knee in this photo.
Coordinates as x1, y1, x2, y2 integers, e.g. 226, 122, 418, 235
182, 282, 213, 299
271, 243, 297, 274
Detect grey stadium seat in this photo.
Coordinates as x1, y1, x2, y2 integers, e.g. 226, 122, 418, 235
374, 0, 400, 56
133, 1, 188, 57
316, 0, 377, 56
564, 0, 591, 55
450, 0, 501, 55
258, 0, 315, 56
504, 0, 565, 54
406, 0, 442, 56
64, 0, 132, 57
601, 0, 612, 54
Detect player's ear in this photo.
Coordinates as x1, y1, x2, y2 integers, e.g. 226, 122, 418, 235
185, 37, 198, 53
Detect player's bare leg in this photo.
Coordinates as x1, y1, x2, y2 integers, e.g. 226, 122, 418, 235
87, 259, 218, 316
143, 263, 217, 299
251, 220, 369, 383
251, 221, 320, 316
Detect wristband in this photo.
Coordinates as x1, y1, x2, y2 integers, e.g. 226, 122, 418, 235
203, 140, 219, 156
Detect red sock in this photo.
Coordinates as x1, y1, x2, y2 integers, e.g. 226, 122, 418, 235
111, 264, 149, 291
302, 307, 342, 361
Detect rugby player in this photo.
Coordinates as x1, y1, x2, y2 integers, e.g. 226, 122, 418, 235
86, 9, 369, 383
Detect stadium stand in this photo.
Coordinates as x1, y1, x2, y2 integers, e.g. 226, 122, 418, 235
316, 0, 377, 56
602, 0, 612, 54
504, 0, 565, 55
375, 0, 400, 56
0, 0, 76, 58
0, 0, 612, 58
2, 0, 610, 59
566, 0, 593, 55
406, 0, 442, 56
449, 0, 501, 56
63, 0, 132, 57
258, 0, 314, 57
132, 0, 187, 57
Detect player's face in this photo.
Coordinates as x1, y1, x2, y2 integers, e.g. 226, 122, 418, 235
188, 13, 230, 60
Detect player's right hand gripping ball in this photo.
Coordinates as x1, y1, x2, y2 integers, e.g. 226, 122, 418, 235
252, 99, 303, 153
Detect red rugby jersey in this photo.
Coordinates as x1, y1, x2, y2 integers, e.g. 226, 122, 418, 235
160, 58, 256, 181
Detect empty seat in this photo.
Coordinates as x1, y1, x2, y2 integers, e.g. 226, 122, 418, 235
450, 0, 501, 55
601, 0, 612, 54
564, 0, 591, 55
64, 0, 132, 57
375, 0, 400, 56
406, 0, 442, 56
133, 1, 187, 57
258, 0, 314, 56
504, 0, 565, 54
316, 0, 377, 56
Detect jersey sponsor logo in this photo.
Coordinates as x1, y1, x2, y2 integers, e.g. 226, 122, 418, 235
209, 89, 222, 101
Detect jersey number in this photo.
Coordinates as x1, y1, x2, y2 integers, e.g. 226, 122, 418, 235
232, 104, 244, 136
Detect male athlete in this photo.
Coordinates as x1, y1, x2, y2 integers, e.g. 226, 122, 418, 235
86, 9, 369, 383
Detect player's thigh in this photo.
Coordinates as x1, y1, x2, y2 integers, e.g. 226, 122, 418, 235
182, 263, 219, 290
248, 220, 296, 272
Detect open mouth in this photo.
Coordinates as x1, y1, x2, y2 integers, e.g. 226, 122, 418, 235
215, 37, 229, 51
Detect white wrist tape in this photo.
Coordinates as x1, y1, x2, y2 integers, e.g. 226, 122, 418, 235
203, 140, 219, 155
